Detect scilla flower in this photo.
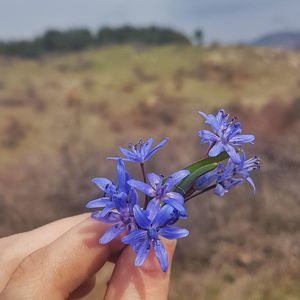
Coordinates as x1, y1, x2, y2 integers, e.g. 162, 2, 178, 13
122, 202, 189, 272
198, 109, 255, 163
128, 170, 190, 215
107, 137, 169, 163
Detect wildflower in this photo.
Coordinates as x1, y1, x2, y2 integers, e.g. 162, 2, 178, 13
128, 170, 190, 215
107, 137, 169, 163
195, 152, 260, 196
122, 202, 189, 272
198, 109, 255, 163
86, 159, 137, 243
92, 188, 138, 244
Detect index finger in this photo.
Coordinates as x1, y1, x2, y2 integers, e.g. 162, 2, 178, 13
1, 217, 125, 299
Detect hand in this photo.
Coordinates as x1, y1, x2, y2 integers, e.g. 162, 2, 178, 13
0, 214, 176, 300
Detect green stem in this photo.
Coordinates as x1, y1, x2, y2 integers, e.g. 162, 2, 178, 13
184, 184, 216, 202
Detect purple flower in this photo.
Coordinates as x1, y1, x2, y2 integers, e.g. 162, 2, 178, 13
92, 189, 138, 244
122, 202, 189, 272
86, 159, 138, 243
195, 152, 260, 196
198, 109, 255, 163
128, 170, 190, 216
107, 137, 169, 163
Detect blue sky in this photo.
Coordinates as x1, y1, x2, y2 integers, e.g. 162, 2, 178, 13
0, 0, 299, 43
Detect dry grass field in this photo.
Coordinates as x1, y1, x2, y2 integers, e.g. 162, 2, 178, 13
0, 45, 300, 299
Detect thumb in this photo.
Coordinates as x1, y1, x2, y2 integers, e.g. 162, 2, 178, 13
104, 239, 176, 300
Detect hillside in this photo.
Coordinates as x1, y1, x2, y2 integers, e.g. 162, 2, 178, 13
0, 45, 300, 300
252, 31, 300, 50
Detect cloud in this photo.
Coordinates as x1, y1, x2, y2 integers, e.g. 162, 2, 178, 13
0, 0, 299, 42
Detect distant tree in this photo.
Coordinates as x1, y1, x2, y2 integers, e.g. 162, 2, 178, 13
0, 26, 191, 58
194, 29, 204, 46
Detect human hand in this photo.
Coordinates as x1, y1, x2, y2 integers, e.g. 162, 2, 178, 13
0, 214, 176, 300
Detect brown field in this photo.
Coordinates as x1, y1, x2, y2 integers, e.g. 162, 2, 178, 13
0, 45, 300, 299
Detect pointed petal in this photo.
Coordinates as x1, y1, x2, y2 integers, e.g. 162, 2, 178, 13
147, 173, 162, 188
198, 130, 218, 143
224, 145, 241, 164
141, 138, 154, 156
164, 200, 186, 215
153, 240, 168, 272
128, 179, 154, 197
165, 170, 190, 190
119, 147, 139, 162
144, 137, 169, 160
152, 204, 174, 227
208, 142, 224, 157
91, 211, 120, 224
214, 184, 226, 196
86, 197, 111, 208
230, 134, 255, 145
99, 223, 125, 244
122, 229, 147, 244
159, 226, 189, 240
135, 240, 150, 267
165, 192, 184, 203
133, 205, 151, 229
146, 199, 161, 221
116, 159, 128, 192
246, 176, 256, 193
92, 178, 113, 191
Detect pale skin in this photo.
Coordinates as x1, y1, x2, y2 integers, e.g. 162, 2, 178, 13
0, 214, 176, 300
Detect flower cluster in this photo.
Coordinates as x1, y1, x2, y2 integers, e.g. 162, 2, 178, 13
86, 109, 260, 272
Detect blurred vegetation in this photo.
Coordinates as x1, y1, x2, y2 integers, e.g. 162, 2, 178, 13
0, 45, 299, 299
0, 26, 190, 58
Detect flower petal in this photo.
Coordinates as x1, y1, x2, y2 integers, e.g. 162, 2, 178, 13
91, 178, 113, 191
246, 176, 256, 193
119, 147, 139, 162
116, 159, 128, 193
146, 199, 161, 221
214, 183, 226, 196
224, 144, 241, 164
91, 211, 120, 224
147, 173, 162, 189
230, 134, 255, 145
122, 229, 147, 244
159, 226, 189, 240
99, 223, 125, 244
144, 137, 169, 160
198, 130, 218, 143
165, 192, 184, 203
85, 197, 111, 208
141, 138, 154, 157
153, 240, 168, 272
208, 142, 224, 157
164, 200, 186, 215
133, 205, 151, 229
165, 170, 190, 190
128, 179, 154, 197
135, 240, 150, 267
152, 204, 174, 227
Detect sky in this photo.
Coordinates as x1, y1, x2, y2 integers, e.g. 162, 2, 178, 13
0, 0, 300, 43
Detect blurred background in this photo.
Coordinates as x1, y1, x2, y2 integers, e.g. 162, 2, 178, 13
0, 1, 300, 299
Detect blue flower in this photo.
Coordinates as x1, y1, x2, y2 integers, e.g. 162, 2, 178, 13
122, 202, 189, 272
86, 159, 138, 244
198, 109, 255, 163
195, 152, 260, 196
107, 137, 169, 163
92, 188, 138, 244
128, 170, 190, 216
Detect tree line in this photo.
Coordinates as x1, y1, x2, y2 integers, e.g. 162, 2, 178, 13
0, 26, 191, 58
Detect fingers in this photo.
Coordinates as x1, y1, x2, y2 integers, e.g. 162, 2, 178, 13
0, 213, 89, 291
104, 239, 176, 300
0, 217, 125, 300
